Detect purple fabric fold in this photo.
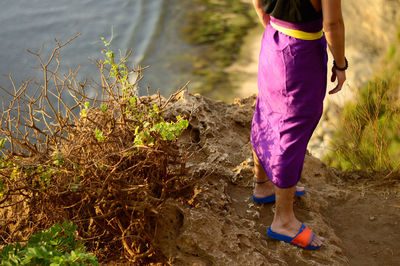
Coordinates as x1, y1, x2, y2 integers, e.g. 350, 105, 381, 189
250, 18, 327, 188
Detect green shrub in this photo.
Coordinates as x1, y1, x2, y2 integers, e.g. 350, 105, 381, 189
0, 222, 98, 266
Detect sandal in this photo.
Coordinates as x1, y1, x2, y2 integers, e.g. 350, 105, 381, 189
267, 223, 322, 250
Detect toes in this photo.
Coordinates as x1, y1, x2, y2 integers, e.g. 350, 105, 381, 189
311, 240, 320, 247
296, 186, 305, 192
311, 235, 323, 247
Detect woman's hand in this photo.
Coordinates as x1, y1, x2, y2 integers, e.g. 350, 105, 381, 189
329, 67, 346, 94
253, 0, 270, 28
260, 12, 270, 28
322, 0, 346, 95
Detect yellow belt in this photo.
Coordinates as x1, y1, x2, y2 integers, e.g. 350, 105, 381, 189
270, 21, 323, 40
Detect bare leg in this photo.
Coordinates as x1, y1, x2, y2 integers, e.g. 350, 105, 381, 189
271, 186, 324, 247
252, 148, 304, 198
252, 148, 275, 197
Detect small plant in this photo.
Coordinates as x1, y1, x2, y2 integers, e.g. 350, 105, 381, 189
101, 35, 133, 92
99, 34, 189, 149
0, 221, 98, 265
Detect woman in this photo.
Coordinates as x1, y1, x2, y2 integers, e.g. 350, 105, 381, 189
250, 0, 346, 249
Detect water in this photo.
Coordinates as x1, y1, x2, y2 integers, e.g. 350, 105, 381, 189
0, 0, 194, 98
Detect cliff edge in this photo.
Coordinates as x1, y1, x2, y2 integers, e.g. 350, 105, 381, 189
155, 90, 400, 265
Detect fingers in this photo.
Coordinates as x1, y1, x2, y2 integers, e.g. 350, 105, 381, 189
328, 84, 341, 94
329, 68, 346, 95
330, 66, 336, 82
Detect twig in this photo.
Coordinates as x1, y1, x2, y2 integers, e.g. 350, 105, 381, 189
161, 81, 190, 109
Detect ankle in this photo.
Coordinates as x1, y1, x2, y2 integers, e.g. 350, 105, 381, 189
254, 179, 274, 191
254, 175, 269, 183
271, 215, 298, 229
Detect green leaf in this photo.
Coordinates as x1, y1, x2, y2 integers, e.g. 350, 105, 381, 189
153, 104, 160, 113
148, 137, 155, 146
80, 109, 87, 118
167, 133, 176, 141
0, 138, 6, 148
134, 135, 143, 146
106, 50, 114, 59
10, 166, 20, 180
94, 129, 104, 142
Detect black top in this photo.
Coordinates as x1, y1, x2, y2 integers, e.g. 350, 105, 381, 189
262, 0, 322, 23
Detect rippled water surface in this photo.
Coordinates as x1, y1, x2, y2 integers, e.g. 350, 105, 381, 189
0, 0, 194, 98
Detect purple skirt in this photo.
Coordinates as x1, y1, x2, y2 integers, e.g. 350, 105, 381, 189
250, 17, 328, 188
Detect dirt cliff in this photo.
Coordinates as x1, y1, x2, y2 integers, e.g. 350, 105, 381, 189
154, 90, 400, 265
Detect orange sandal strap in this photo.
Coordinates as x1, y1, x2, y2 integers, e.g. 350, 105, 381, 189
291, 225, 314, 248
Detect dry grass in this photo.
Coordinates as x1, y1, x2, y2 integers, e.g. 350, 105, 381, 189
323, 30, 400, 183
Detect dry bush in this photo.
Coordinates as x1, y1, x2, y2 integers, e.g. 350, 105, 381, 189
0, 34, 192, 264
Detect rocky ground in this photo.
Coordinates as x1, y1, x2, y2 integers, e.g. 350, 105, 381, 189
154, 90, 400, 265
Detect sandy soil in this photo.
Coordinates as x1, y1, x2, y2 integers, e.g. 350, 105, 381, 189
155, 91, 400, 265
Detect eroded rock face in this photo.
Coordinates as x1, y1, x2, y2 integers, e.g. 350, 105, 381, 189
156, 91, 349, 265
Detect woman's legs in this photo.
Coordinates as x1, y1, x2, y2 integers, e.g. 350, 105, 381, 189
252, 147, 323, 247
252, 148, 275, 198
252, 148, 304, 197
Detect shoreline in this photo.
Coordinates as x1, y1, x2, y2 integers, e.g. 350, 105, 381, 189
180, 0, 257, 100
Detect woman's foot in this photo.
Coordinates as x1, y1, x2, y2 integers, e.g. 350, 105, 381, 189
270, 218, 324, 247
270, 186, 324, 248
